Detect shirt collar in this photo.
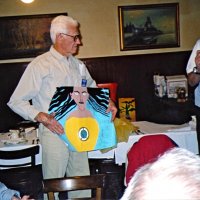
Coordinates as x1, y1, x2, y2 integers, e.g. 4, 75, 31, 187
50, 46, 71, 61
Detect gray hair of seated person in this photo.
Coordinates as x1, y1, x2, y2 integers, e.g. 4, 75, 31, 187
50, 15, 79, 44
121, 147, 200, 200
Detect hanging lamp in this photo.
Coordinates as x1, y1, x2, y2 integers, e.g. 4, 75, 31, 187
20, 0, 34, 3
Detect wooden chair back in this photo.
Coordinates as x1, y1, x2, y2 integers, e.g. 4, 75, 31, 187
0, 145, 43, 199
0, 145, 39, 168
43, 174, 106, 200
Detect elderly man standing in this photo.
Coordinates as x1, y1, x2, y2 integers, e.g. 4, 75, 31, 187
8, 15, 117, 199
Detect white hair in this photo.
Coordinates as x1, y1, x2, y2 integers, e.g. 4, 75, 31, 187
121, 148, 200, 200
50, 15, 79, 44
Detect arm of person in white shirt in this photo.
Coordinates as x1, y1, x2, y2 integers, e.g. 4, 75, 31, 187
187, 50, 200, 86
186, 40, 200, 87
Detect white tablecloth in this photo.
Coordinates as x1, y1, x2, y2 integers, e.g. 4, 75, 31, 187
88, 121, 199, 165
0, 121, 198, 166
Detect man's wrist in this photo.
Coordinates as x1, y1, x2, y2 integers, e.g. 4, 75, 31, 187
34, 112, 42, 122
34, 112, 48, 124
109, 98, 116, 104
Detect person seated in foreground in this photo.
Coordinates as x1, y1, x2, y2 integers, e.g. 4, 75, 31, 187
0, 182, 34, 200
120, 147, 200, 200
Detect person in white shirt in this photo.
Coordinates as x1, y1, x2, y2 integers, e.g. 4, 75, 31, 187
186, 39, 200, 106
7, 15, 117, 199
186, 39, 200, 153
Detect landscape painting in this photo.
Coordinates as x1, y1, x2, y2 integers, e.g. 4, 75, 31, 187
118, 3, 180, 50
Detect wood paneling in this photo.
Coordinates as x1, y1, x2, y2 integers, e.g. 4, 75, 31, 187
82, 51, 192, 123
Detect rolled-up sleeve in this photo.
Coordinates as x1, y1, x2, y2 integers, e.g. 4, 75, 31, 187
186, 39, 200, 74
7, 61, 42, 121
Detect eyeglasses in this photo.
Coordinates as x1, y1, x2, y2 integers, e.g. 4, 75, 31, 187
60, 33, 81, 41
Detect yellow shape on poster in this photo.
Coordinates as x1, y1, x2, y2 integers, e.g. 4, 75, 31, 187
65, 117, 99, 151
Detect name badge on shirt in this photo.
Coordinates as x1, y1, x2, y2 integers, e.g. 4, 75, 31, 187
81, 78, 87, 87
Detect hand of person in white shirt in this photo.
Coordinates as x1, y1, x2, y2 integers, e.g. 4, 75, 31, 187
195, 50, 200, 69
34, 112, 64, 134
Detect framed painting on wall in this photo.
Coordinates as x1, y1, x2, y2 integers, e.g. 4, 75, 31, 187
0, 12, 67, 60
118, 98, 136, 122
118, 3, 180, 51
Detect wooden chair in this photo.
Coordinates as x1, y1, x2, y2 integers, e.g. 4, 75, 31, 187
0, 145, 39, 168
43, 174, 106, 200
0, 145, 43, 199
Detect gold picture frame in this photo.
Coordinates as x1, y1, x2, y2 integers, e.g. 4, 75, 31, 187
0, 13, 67, 60
118, 3, 180, 51
119, 98, 136, 122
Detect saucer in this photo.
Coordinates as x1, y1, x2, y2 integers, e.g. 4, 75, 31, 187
2, 138, 28, 146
